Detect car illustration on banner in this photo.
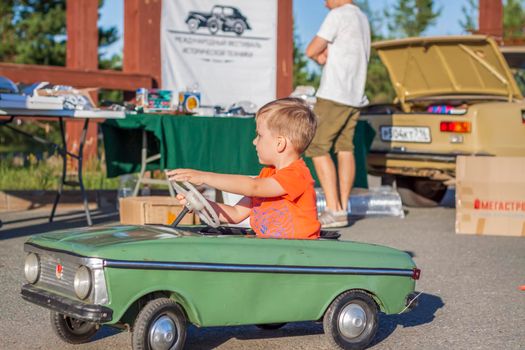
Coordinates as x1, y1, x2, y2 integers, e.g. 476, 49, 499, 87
185, 5, 251, 36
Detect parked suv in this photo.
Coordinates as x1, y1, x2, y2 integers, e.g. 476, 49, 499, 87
361, 35, 525, 206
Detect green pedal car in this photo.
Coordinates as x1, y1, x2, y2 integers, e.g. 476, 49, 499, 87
21, 182, 420, 350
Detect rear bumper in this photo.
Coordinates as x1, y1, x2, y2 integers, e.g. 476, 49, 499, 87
21, 284, 113, 323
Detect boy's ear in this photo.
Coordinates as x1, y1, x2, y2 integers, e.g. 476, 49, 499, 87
276, 136, 287, 153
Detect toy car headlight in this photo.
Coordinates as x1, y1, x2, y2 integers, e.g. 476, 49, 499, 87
74, 265, 92, 300
24, 253, 40, 284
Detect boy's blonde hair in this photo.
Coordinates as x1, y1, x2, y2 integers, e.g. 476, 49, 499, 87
256, 98, 318, 153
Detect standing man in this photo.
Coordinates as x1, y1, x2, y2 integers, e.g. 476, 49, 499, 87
305, 0, 370, 228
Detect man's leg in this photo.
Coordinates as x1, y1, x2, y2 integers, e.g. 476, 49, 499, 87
337, 151, 355, 212
312, 154, 341, 212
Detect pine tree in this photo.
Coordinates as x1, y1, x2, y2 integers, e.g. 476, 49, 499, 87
293, 30, 320, 89
384, 0, 442, 38
503, 0, 525, 39
0, 0, 119, 68
459, 0, 478, 33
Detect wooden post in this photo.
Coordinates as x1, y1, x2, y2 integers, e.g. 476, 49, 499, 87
479, 0, 503, 42
66, 0, 99, 165
124, 0, 162, 88
277, 0, 294, 98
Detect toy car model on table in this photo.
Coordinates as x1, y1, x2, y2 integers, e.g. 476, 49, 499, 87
21, 181, 420, 350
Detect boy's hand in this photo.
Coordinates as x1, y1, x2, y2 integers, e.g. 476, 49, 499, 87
176, 194, 188, 206
166, 169, 208, 186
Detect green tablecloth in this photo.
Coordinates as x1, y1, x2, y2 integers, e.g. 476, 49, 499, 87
102, 113, 375, 188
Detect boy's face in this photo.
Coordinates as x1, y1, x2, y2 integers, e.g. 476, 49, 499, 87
253, 117, 279, 166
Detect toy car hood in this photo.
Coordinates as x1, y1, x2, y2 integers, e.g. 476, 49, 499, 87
373, 35, 523, 102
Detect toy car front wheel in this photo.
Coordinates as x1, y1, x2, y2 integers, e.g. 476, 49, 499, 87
50, 311, 99, 344
132, 298, 187, 350
323, 291, 378, 349
207, 19, 220, 35
187, 18, 199, 33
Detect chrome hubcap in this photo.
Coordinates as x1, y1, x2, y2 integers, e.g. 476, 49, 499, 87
338, 303, 367, 339
149, 315, 177, 350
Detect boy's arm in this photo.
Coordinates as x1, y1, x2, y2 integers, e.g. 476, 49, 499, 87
210, 196, 252, 224
167, 169, 286, 198
176, 193, 251, 224
306, 36, 328, 65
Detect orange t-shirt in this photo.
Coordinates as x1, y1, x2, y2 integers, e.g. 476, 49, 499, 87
250, 158, 320, 239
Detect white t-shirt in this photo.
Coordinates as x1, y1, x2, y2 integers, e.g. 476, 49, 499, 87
316, 4, 371, 107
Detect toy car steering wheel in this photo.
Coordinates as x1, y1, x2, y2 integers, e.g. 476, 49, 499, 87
169, 181, 220, 228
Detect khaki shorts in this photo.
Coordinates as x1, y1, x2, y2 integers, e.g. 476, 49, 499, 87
305, 97, 360, 157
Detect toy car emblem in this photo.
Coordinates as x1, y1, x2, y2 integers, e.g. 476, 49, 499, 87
55, 264, 63, 279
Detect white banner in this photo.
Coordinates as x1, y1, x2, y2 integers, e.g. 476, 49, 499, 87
161, 0, 277, 109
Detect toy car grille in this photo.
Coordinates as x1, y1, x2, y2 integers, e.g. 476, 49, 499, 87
37, 254, 78, 299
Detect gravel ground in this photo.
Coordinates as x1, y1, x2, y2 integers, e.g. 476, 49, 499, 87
0, 206, 523, 350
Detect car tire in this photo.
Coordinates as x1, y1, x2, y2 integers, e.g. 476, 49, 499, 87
207, 19, 220, 35
132, 298, 187, 350
233, 21, 245, 35
256, 323, 286, 330
323, 291, 378, 350
187, 18, 199, 33
396, 175, 447, 207
50, 311, 99, 344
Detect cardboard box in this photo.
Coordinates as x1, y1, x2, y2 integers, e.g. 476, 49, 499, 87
455, 156, 525, 237
119, 196, 195, 225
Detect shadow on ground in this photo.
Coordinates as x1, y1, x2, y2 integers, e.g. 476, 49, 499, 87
89, 292, 441, 350
372, 292, 444, 346
0, 209, 119, 240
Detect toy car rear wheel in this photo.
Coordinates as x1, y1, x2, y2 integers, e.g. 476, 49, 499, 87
207, 19, 219, 35
50, 311, 99, 344
132, 298, 187, 350
256, 323, 286, 330
187, 18, 199, 33
233, 21, 245, 35
323, 291, 378, 350
396, 175, 447, 207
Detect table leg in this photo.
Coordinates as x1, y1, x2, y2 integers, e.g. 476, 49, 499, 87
49, 119, 67, 223
50, 118, 92, 226
77, 118, 92, 226
133, 129, 175, 197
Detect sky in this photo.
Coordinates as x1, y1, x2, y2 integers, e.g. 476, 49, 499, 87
98, 0, 469, 62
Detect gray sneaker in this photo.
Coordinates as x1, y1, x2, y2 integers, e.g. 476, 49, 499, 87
319, 209, 348, 228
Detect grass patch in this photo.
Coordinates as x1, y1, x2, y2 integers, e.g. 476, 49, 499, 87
0, 154, 120, 190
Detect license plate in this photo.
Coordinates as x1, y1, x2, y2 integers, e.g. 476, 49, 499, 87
380, 126, 431, 143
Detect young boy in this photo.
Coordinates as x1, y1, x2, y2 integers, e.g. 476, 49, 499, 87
166, 98, 321, 239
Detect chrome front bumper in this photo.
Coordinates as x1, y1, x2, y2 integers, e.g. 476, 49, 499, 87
21, 284, 113, 323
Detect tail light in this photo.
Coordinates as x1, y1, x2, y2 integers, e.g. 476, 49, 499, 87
412, 268, 421, 280
522, 110, 525, 124
440, 121, 471, 133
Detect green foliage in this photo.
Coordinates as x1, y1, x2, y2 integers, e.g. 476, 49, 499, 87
355, 0, 395, 103
293, 30, 320, 89
0, 155, 120, 190
0, 121, 62, 154
384, 0, 442, 38
459, 0, 477, 33
0, 1, 66, 66
0, 0, 120, 69
460, 0, 525, 39
503, 0, 525, 39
